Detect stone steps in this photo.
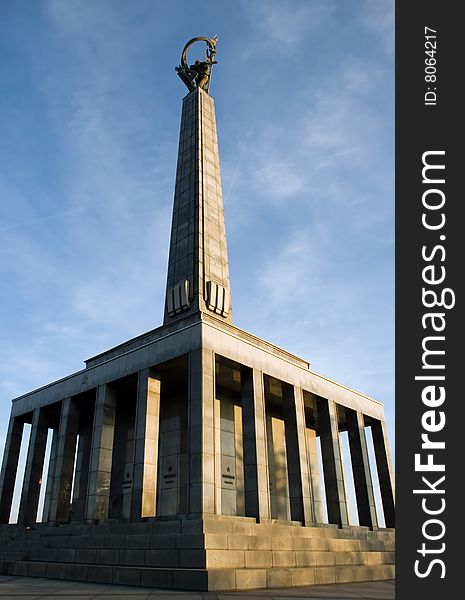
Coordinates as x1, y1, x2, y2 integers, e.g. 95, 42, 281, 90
21, 544, 394, 568
0, 518, 395, 590
11, 531, 393, 552
6, 560, 395, 590
0, 520, 395, 542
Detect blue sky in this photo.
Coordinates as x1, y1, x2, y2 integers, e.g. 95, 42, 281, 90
0, 0, 394, 500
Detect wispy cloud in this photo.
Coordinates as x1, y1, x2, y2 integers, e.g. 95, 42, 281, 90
238, 225, 393, 404
0, 1, 175, 395
241, 0, 334, 55
223, 23, 394, 420
226, 57, 391, 231
361, 0, 394, 54
0, 206, 90, 233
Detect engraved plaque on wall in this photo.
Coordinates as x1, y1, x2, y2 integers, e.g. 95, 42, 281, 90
161, 457, 178, 489
221, 455, 236, 490
122, 464, 133, 492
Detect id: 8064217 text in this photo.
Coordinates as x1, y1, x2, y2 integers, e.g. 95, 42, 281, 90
424, 27, 437, 106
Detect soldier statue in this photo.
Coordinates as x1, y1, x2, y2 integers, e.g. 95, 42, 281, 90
176, 36, 218, 93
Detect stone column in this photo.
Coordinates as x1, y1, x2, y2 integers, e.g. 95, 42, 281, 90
282, 384, 313, 525
213, 396, 222, 514
371, 419, 395, 527
347, 410, 378, 527
85, 385, 116, 521
305, 428, 325, 523
234, 403, 246, 515
41, 428, 58, 522
108, 386, 137, 520
131, 369, 161, 518
241, 368, 270, 520
71, 417, 92, 521
317, 398, 349, 526
17, 408, 49, 526
188, 348, 215, 515
0, 417, 24, 523
49, 397, 79, 523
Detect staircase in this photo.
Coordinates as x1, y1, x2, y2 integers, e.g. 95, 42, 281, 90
0, 516, 395, 590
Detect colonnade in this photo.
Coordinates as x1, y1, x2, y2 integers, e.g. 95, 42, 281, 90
0, 349, 394, 528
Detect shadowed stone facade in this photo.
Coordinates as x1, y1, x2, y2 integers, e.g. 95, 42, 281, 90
0, 81, 395, 590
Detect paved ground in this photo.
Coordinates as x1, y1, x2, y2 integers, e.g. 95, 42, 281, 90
0, 576, 395, 599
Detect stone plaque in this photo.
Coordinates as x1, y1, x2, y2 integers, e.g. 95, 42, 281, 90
161, 457, 178, 489
122, 464, 133, 491
221, 455, 236, 490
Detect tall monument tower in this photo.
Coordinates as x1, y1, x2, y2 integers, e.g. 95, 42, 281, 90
164, 38, 231, 324
165, 42, 232, 323
0, 38, 395, 590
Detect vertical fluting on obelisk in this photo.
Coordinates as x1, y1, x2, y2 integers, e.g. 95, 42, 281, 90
163, 85, 232, 325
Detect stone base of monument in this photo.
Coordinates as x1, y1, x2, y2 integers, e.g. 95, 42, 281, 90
0, 516, 394, 590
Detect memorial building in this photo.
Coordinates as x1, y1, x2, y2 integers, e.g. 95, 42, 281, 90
0, 37, 395, 590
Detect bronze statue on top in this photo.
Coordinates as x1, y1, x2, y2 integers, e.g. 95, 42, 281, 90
176, 36, 218, 93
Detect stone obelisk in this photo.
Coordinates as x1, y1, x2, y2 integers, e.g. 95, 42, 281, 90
164, 37, 231, 324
